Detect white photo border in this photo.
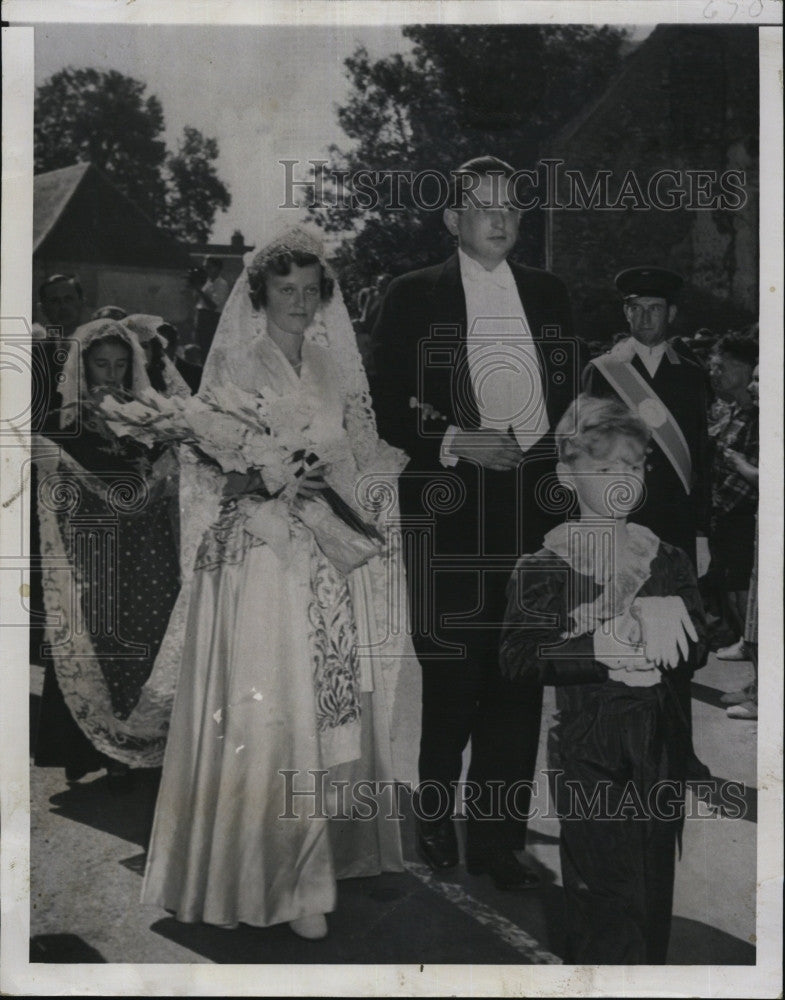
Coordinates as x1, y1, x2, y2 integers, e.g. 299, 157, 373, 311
1, 2, 782, 996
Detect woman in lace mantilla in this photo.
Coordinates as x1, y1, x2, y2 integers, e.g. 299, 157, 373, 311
33, 319, 181, 782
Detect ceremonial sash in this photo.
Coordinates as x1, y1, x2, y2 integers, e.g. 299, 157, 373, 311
592, 355, 693, 494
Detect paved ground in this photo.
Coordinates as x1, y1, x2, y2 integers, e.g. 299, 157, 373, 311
28, 651, 757, 967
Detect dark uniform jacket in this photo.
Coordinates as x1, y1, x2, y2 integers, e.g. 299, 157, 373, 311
583, 346, 711, 566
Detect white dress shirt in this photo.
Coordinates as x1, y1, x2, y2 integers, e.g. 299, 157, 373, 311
440, 249, 548, 466
632, 339, 668, 378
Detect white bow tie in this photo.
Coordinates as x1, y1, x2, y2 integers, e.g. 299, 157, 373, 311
463, 267, 512, 291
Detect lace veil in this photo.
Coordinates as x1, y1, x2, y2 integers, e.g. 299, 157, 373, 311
202, 224, 380, 468
149, 222, 417, 779
122, 314, 192, 399
58, 319, 152, 427
176, 222, 398, 587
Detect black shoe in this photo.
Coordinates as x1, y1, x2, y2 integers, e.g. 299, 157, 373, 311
466, 849, 541, 890
416, 819, 458, 871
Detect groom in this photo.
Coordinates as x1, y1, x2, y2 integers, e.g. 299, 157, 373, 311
373, 156, 585, 889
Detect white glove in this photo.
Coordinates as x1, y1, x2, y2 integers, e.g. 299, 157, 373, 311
593, 611, 660, 687
631, 596, 698, 670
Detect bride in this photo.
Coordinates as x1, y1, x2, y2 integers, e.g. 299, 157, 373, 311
141, 225, 414, 939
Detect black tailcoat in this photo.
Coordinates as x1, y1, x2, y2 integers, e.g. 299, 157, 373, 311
372, 253, 583, 847
373, 254, 582, 561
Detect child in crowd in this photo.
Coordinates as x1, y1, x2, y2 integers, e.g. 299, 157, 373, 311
500, 394, 708, 964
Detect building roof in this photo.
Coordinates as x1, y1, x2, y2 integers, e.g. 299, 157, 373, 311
550, 28, 663, 150
189, 232, 343, 264
33, 163, 91, 251
551, 23, 755, 153
34, 162, 191, 269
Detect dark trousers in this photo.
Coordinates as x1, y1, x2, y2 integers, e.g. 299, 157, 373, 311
405, 456, 557, 856
630, 505, 708, 776
417, 630, 543, 855
195, 309, 220, 362
560, 808, 678, 964
553, 684, 684, 964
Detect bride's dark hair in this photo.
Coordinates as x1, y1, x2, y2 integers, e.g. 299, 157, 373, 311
247, 250, 334, 310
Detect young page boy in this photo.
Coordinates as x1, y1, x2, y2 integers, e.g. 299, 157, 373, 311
500, 394, 708, 964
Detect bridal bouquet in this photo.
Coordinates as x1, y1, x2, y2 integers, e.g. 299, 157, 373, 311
98, 386, 384, 572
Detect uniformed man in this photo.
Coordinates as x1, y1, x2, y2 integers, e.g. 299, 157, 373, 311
582, 266, 712, 781
582, 266, 711, 575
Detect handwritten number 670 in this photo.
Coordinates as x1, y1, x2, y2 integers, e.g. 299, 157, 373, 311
703, 0, 764, 18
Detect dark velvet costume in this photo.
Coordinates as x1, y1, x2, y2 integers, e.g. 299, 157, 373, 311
500, 534, 708, 963
582, 344, 713, 783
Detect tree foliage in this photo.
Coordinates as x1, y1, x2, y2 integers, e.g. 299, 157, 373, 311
162, 127, 232, 243
35, 67, 230, 242
35, 68, 168, 217
309, 25, 629, 304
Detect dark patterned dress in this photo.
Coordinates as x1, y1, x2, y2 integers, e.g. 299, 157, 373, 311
34, 410, 180, 772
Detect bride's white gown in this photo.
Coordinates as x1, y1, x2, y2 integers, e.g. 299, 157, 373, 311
141, 336, 408, 928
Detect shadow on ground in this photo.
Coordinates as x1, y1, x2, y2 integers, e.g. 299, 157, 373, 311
47, 769, 162, 847
150, 871, 531, 964
689, 777, 757, 824
149, 885, 755, 966
667, 916, 756, 964
30, 934, 106, 963
30, 674, 757, 967
29, 692, 41, 755
691, 681, 737, 710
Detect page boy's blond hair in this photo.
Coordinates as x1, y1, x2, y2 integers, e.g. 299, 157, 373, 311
556, 394, 651, 464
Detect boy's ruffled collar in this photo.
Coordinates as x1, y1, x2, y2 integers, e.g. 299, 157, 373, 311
543, 521, 660, 585
543, 521, 661, 634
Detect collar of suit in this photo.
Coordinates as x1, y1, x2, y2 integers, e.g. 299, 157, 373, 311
457, 248, 517, 291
